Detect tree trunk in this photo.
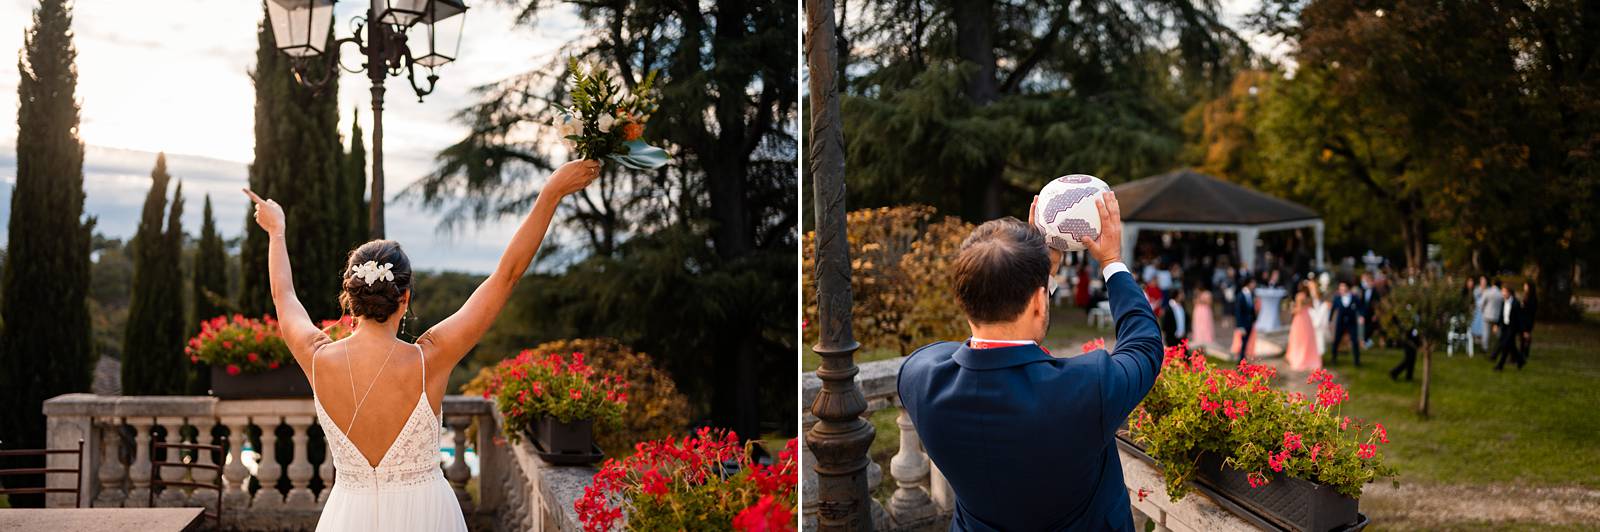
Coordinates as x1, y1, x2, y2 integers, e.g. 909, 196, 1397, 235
952, 0, 1005, 220
1417, 345, 1432, 417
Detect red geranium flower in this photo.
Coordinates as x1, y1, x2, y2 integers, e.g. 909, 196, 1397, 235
732, 495, 794, 532
226, 364, 241, 376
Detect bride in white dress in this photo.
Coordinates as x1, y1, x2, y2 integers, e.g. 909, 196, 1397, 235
243, 159, 599, 531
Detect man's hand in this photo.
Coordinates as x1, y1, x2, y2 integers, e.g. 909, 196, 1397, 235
1029, 195, 1063, 273
1079, 191, 1122, 266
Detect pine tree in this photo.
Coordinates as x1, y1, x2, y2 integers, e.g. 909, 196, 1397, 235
193, 194, 229, 325
240, 6, 343, 320
122, 154, 188, 395
0, 0, 96, 505
343, 108, 370, 247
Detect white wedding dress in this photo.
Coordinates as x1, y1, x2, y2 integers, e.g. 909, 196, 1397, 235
312, 344, 468, 531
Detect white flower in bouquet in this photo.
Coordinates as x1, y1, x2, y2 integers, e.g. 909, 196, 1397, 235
597, 113, 617, 133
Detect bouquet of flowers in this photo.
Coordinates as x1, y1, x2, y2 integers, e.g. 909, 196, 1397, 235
1128, 341, 1397, 500
480, 350, 629, 442
188, 315, 292, 375
558, 57, 669, 170
574, 428, 798, 532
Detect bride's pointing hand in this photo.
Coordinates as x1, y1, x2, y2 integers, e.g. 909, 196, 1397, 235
545, 160, 601, 199
243, 188, 285, 236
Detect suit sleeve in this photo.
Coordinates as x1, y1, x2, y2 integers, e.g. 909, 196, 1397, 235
1101, 270, 1164, 432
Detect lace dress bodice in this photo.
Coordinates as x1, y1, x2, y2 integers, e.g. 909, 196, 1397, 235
314, 392, 444, 491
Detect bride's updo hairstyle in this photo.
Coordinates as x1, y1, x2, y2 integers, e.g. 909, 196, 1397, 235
339, 240, 413, 323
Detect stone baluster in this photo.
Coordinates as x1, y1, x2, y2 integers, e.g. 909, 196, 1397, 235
1131, 506, 1151, 531
94, 418, 128, 507
189, 418, 219, 509
285, 416, 316, 508
252, 417, 284, 509
474, 411, 505, 514
156, 417, 188, 506
887, 407, 934, 525
445, 415, 473, 513
318, 447, 336, 504
124, 418, 155, 507
221, 417, 252, 510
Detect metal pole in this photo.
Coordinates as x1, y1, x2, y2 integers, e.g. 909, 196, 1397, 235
366, 0, 386, 239
804, 0, 874, 529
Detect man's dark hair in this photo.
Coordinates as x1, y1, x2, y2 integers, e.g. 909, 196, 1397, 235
952, 217, 1050, 324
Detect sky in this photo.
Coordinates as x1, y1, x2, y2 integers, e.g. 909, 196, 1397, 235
0, 0, 586, 273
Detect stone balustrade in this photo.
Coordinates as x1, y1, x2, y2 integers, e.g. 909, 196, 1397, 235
42, 393, 593, 531
801, 357, 1260, 532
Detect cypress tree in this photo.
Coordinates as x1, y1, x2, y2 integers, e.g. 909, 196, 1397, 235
240, 7, 343, 320
193, 194, 229, 325
0, 0, 96, 505
343, 109, 370, 247
122, 154, 188, 395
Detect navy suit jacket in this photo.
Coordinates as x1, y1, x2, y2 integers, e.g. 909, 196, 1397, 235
1234, 289, 1257, 330
898, 270, 1163, 532
1331, 294, 1364, 326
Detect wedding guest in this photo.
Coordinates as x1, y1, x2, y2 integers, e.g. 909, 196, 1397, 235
899, 191, 1162, 531
1493, 283, 1526, 371
1391, 317, 1421, 381
1330, 281, 1364, 366
1481, 279, 1505, 353
1160, 289, 1188, 348
1074, 262, 1091, 309
1519, 282, 1538, 362
1144, 277, 1164, 313
1468, 277, 1486, 348
1284, 288, 1320, 372
1234, 277, 1258, 362
1360, 272, 1381, 348
1191, 290, 1216, 347
1308, 280, 1331, 357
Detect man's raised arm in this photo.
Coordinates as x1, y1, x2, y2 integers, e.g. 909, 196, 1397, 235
1069, 192, 1162, 431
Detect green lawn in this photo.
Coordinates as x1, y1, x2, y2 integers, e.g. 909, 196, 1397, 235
1333, 317, 1600, 488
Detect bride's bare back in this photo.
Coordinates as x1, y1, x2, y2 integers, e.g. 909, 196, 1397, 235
310, 337, 435, 468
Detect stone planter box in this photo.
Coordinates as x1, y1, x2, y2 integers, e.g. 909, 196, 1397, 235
210, 365, 311, 399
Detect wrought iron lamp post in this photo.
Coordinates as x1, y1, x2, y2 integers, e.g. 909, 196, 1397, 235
264, 0, 467, 239
805, 0, 875, 529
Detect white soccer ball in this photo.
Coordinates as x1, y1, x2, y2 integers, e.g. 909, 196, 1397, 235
1033, 174, 1111, 252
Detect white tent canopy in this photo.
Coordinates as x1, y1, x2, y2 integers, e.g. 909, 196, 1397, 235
1111, 169, 1324, 271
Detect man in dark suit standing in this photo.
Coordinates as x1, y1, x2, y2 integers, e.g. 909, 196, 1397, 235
1234, 276, 1257, 362
1160, 288, 1188, 348
899, 191, 1162, 532
1330, 281, 1364, 366
1493, 284, 1525, 371
1359, 273, 1381, 348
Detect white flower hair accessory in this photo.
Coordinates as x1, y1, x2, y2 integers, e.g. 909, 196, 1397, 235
350, 261, 395, 286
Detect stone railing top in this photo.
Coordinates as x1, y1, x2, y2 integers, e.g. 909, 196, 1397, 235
801, 356, 906, 412
492, 409, 595, 531
43, 393, 493, 418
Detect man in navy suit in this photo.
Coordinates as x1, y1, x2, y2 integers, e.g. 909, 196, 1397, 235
1234, 276, 1257, 362
1330, 280, 1364, 366
899, 191, 1163, 531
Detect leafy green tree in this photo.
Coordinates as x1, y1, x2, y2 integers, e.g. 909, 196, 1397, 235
194, 195, 230, 325
410, 0, 797, 438
836, 0, 1246, 221
123, 154, 188, 395
1378, 276, 1472, 417
239, 7, 344, 321
0, 0, 96, 505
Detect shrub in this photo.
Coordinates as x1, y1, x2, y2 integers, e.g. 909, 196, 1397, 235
574, 428, 797, 532
1129, 341, 1397, 500
802, 205, 972, 355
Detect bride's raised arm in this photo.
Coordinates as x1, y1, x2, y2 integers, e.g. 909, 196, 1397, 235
244, 188, 326, 372
418, 160, 600, 370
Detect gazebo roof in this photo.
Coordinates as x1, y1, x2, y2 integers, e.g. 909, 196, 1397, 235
1111, 169, 1319, 226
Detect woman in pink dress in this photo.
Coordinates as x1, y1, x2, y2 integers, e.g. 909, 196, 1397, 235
1191, 290, 1216, 346
1284, 288, 1321, 372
